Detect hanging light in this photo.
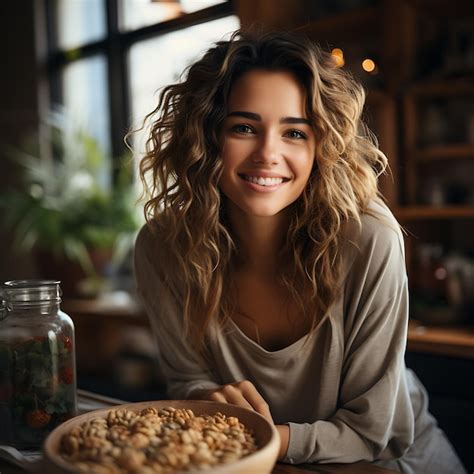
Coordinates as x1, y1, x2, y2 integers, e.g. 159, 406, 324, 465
331, 48, 345, 68
362, 58, 377, 74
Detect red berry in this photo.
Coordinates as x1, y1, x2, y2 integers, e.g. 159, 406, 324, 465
60, 367, 74, 385
61, 336, 73, 353
26, 409, 51, 429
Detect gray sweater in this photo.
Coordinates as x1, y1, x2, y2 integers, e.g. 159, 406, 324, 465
134, 201, 465, 473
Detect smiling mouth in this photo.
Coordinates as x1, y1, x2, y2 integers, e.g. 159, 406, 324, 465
238, 174, 290, 187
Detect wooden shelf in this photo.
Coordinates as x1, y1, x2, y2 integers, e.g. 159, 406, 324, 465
415, 144, 474, 161
407, 78, 474, 97
407, 0, 474, 18
62, 294, 146, 325
296, 6, 379, 41
366, 89, 391, 105
395, 205, 474, 220
407, 320, 474, 359
63, 297, 474, 360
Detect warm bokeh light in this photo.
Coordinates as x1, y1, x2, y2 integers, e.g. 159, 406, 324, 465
435, 267, 448, 280
362, 58, 376, 73
331, 48, 345, 67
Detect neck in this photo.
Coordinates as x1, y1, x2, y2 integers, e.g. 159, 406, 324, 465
226, 203, 292, 276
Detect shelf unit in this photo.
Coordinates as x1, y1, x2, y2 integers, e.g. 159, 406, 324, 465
403, 79, 474, 205
396, 206, 474, 220
416, 144, 474, 162
296, 0, 473, 329
398, 0, 474, 333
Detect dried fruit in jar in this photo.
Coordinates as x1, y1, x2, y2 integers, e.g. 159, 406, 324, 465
60, 367, 74, 385
0, 334, 76, 448
26, 409, 51, 429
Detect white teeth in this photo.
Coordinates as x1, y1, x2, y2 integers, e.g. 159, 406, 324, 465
242, 175, 284, 186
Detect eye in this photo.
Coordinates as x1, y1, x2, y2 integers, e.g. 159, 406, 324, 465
231, 124, 254, 135
284, 129, 307, 139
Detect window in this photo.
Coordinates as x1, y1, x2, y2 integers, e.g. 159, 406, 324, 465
128, 15, 239, 155
45, 0, 239, 173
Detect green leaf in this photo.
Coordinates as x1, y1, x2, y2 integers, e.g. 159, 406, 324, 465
0, 107, 141, 268
45, 403, 56, 415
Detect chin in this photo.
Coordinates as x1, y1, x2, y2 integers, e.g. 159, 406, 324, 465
240, 204, 289, 218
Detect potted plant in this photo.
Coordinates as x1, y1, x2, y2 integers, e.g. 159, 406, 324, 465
0, 109, 141, 297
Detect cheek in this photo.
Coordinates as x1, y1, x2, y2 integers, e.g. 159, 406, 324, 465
293, 150, 315, 179
219, 143, 236, 188
221, 139, 247, 170
305, 159, 315, 180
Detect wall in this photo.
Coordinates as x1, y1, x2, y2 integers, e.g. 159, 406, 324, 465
0, 0, 45, 281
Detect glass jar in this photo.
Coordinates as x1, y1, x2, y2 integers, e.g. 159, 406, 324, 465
0, 280, 77, 448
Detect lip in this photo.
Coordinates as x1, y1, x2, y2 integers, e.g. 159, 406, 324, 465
238, 174, 288, 193
238, 172, 290, 180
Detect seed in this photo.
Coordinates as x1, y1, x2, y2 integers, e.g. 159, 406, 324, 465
140, 407, 158, 416
227, 416, 239, 426
59, 405, 257, 472
175, 416, 186, 426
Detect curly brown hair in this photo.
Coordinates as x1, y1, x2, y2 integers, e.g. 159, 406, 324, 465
137, 29, 388, 354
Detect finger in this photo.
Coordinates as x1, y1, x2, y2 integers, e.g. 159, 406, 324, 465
237, 381, 273, 422
221, 385, 255, 412
207, 390, 227, 404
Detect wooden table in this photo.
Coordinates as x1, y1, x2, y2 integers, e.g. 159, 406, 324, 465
0, 390, 398, 474
273, 462, 397, 473
64, 295, 474, 363
407, 319, 474, 359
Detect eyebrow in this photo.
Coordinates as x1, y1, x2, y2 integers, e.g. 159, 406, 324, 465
226, 111, 312, 126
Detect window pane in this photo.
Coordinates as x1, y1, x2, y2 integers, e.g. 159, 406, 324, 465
119, 0, 227, 31
55, 0, 106, 50
128, 15, 239, 158
61, 55, 111, 188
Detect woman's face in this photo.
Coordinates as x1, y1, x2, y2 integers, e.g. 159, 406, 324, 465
219, 69, 316, 218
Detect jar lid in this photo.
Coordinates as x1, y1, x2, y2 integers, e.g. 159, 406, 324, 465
1, 280, 62, 304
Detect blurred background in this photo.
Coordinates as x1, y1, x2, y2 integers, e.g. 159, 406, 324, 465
0, 0, 473, 469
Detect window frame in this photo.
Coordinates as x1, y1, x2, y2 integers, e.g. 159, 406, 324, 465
43, 0, 235, 174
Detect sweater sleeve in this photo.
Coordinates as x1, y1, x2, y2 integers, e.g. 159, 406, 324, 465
133, 225, 220, 399
284, 209, 415, 464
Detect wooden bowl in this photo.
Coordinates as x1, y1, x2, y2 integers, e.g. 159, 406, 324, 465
43, 400, 280, 473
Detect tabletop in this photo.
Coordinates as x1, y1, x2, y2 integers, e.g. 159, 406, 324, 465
0, 390, 398, 474
63, 295, 474, 360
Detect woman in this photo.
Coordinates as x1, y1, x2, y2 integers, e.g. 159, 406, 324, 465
134, 30, 465, 473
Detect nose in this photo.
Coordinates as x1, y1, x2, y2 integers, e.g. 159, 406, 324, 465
251, 132, 280, 165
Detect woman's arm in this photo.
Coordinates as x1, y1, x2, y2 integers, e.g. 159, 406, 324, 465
284, 213, 415, 464
134, 225, 220, 399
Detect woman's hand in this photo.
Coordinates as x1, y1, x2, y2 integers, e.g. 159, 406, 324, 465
190, 380, 273, 421
190, 380, 289, 459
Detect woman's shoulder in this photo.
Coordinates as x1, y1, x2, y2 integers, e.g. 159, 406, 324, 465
136, 220, 161, 256
134, 217, 184, 292
347, 199, 402, 243
360, 199, 403, 244
341, 199, 405, 268
134, 219, 172, 271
